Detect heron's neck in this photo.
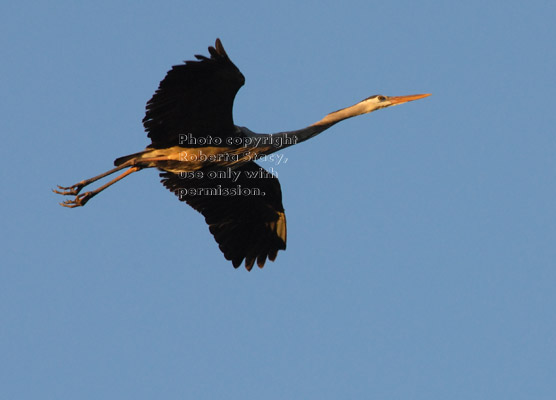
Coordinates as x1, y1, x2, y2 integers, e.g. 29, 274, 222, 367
249, 101, 369, 154
311, 101, 369, 127
239, 124, 330, 156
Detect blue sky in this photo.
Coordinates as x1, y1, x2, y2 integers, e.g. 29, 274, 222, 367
2, 1, 556, 399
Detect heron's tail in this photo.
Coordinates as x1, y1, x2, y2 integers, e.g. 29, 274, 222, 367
113, 150, 150, 166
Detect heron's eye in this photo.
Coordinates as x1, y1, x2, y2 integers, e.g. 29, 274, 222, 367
377, 95, 386, 101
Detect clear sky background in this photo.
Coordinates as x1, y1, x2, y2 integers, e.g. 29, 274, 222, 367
2, 1, 555, 399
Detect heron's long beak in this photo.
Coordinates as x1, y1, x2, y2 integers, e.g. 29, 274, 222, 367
389, 93, 431, 105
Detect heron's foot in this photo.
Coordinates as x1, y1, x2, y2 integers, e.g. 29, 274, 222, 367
52, 183, 85, 196
59, 191, 95, 208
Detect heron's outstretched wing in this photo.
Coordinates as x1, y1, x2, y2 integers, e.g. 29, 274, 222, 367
143, 39, 245, 149
160, 162, 287, 270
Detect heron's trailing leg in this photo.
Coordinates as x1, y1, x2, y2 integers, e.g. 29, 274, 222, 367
58, 166, 142, 208
53, 161, 135, 196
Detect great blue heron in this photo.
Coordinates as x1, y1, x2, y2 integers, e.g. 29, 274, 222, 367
55, 39, 430, 270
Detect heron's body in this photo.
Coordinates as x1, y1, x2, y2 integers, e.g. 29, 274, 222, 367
55, 39, 430, 270
113, 145, 272, 173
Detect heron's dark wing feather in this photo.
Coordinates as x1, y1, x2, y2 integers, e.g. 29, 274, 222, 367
143, 39, 245, 149
160, 162, 287, 270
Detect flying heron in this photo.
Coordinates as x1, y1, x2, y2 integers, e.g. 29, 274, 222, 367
55, 39, 430, 270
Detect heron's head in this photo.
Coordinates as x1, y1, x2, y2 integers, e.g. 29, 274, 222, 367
312, 92, 430, 126
361, 93, 431, 113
